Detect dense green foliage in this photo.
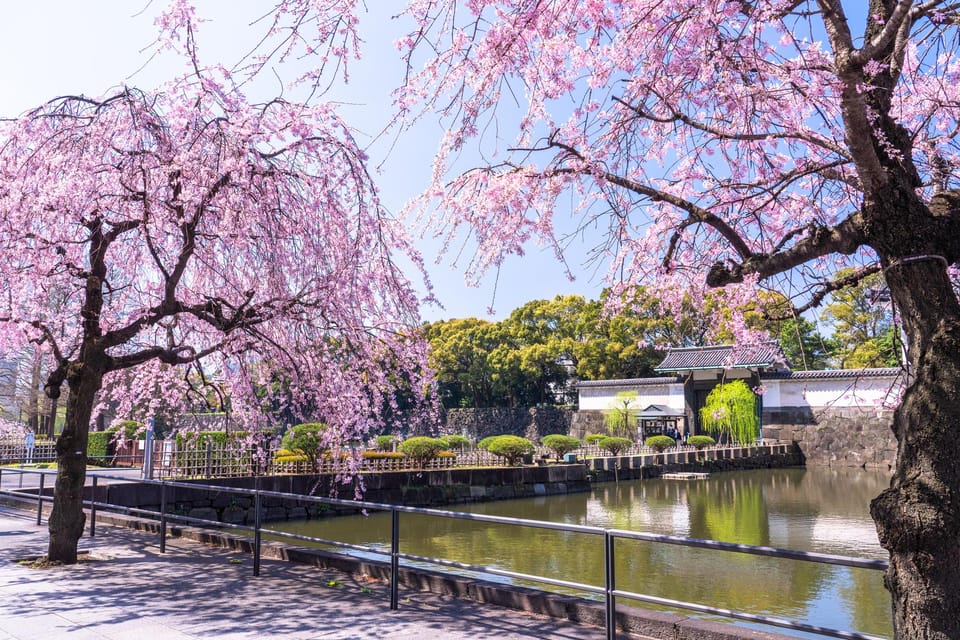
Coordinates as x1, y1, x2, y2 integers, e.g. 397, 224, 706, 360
375, 435, 399, 451
439, 434, 471, 450
824, 270, 900, 369
280, 423, 328, 465
423, 291, 689, 409
398, 436, 446, 467
477, 435, 499, 450
597, 436, 633, 456
87, 420, 147, 461
584, 433, 605, 445
644, 435, 677, 452
541, 434, 581, 459
424, 284, 892, 410
86, 432, 112, 460
485, 435, 535, 465
686, 435, 716, 450
699, 381, 759, 445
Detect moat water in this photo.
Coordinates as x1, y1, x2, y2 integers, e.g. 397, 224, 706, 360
270, 467, 892, 639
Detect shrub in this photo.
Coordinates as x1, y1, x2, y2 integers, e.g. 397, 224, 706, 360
584, 432, 605, 445
280, 423, 329, 465
541, 434, 581, 460
86, 431, 112, 461
477, 435, 500, 451
174, 430, 249, 446
399, 436, 446, 467
687, 435, 716, 450
485, 435, 535, 465
110, 420, 146, 442
362, 450, 406, 460
375, 435, 399, 451
439, 434, 471, 451
645, 435, 676, 453
274, 448, 309, 464
598, 436, 633, 456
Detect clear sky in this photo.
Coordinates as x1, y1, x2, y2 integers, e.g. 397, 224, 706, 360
0, 2, 605, 322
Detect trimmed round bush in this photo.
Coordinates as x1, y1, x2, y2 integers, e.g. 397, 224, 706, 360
440, 434, 471, 451
541, 434, 581, 460
485, 435, 535, 466
375, 435, 399, 451
280, 423, 328, 464
274, 448, 309, 464
645, 435, 677, 453
362, 450, 406, 460
399, 436, 446, 467
687, 435, 716, 450
597, 436, 633, 456
477, 435, 500, 451
584, 433, 605, 445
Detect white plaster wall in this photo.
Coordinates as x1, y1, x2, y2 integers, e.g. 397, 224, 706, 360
761, 379, 782, 407
776, 376, 901, 409
578, 383, 684, 411
580, 373, 902, 413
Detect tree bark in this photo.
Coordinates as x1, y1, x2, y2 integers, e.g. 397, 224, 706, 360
871, 258, 960, 639
46, 361, 105, 564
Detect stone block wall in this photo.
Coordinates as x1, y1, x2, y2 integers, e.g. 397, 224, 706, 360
565, 406, 895, 471
762, 406, 896, 471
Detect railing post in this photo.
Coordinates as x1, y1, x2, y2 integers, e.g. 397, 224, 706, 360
253, 490, 262, 576
205, 439, 213, 478
89, 476, 98, 538
604, 530, 616, 640
36, 473, 44, 526
160, 481, 168, 554
390, 508, 400, 610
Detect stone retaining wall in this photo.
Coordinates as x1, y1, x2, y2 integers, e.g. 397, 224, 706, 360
584, 443, 802, 482
561, 406, 895, 471
762, 406, 896, 471
96, 465, 592, 526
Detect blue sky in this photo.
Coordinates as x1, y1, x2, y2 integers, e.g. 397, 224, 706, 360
0, 2, 603, 322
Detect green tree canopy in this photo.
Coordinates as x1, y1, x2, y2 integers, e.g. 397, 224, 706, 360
824, 271, 901, 369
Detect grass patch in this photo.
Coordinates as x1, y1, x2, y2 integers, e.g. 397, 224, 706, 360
16, 551, 95, 568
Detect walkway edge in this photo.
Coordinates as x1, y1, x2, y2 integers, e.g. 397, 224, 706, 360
91, 509, 793, 640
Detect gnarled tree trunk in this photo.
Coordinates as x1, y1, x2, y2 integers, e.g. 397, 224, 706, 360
46, 359, 105, 564
871, 256, 960, 638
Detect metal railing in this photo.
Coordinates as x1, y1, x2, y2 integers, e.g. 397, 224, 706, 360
0, 467, 889, 640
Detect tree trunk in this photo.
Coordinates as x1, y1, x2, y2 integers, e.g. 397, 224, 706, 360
870, 258, 960, 639
47, 362, 104, 564
28, 349, 41, 435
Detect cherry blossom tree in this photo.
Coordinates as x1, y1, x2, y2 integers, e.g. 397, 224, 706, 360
0, 78, 432, 563
387, 0, 960, 636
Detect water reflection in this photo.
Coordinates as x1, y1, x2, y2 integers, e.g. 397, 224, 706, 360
271, 467, 891, 639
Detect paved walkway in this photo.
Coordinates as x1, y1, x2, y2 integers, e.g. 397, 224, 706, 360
0, 506, 624, 640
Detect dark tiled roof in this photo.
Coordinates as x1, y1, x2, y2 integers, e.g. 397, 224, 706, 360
655, 343, 785, 372
577, 376, 681, 389
761, 368, 903, 380
638, 404, 685, 417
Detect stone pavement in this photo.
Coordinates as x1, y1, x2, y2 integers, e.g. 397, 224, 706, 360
0, 506, 622, 640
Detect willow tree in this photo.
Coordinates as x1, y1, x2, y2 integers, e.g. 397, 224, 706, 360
699, 380, 760, 445
388, 1, 960, 636
0, 81, 431, 563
